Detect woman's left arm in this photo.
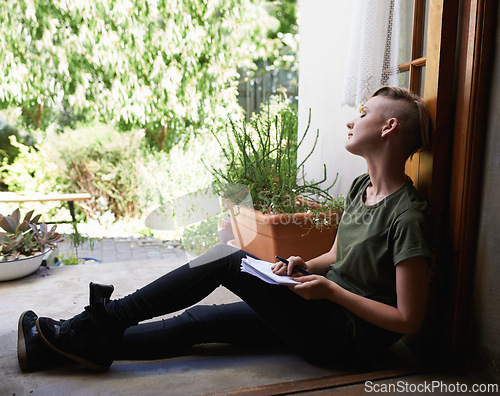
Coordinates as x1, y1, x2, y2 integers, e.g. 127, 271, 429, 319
291, 256, 430, 335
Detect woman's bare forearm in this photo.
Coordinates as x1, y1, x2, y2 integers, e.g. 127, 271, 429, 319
327, 257, 429, 334
332, 287, 416, 334
292, 257, 429, 335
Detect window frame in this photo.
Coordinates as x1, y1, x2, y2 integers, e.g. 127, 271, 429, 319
397, 0, 428, 94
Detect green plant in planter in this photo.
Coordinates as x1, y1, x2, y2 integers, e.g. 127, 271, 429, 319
0, 209, 63, 261
58, 250, 82, 266
208, 96, 343, 229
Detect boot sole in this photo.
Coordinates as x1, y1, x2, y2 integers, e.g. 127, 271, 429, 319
35, 318, 109, 372
17, 311, 30, 371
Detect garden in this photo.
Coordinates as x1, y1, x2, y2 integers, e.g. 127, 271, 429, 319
0, 0, 342, 272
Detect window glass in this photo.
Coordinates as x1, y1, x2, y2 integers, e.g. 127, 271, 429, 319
421, 0, 430, 58
398, 0, 414, 64
398, 70, 410, 89
418, 66, 426, 96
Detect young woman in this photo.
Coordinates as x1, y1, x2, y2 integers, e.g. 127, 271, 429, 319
18, 86, 433, 372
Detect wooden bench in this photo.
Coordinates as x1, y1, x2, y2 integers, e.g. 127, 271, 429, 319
0, 192, 91, 223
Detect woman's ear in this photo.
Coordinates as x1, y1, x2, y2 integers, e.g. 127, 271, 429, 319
381, 118, 400, 137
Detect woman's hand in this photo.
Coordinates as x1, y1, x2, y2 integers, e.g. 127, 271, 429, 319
271, 256, 309, 276
290, 257, 429, 335
289, 275, 340, 300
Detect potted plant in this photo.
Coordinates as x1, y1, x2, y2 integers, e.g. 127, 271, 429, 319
208, 95, 344, 262
0, 209, 63, 281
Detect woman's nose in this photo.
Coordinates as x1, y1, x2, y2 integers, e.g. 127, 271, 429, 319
346, 120, 354, 129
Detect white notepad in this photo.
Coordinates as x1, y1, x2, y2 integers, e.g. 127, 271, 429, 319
240, 256, 300, 286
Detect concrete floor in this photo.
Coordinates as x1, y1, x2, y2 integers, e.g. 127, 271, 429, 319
1, 247, 349, 396
3, 242, 491, 395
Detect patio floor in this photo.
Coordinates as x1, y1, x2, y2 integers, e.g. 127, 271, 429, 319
1, 238, 490, 395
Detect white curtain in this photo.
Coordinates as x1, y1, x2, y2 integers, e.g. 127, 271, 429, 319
341, 0, 404, 107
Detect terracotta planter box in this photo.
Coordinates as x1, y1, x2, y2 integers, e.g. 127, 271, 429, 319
227, 202, 340, 263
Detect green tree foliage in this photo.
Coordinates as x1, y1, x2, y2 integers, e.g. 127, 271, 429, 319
2, 125, 144, 219
0, 0, 292, 151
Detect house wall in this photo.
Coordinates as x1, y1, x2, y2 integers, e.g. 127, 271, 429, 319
468, 4, 500, 381
297, 0, 366, 197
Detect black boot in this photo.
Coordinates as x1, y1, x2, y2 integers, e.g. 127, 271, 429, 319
89, 281, 114, 306
17, 310, 74, 371
18, 282, 115, 371
36, 283, 118, 371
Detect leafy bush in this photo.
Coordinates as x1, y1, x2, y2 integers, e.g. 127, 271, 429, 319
2, 124, 143, 220
0, 118, 25, 165
180, 216, 220, 256
0, 136, 61, 197
52, 125, 144, 219
137, 130, 227, 210
0, 109, 36, 188
2, 120, 230, 229
137, 131, 228, 249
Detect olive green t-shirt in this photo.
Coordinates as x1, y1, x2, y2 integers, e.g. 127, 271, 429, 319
326, 173, 432, 308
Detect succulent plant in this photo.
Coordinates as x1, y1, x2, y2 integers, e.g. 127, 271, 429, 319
30, 222, 64, 250
0, 209, 63, 261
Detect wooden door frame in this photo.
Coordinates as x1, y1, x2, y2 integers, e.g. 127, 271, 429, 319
408, 0, 459, 356
443, 0, 497, 358
409, 0, 496, 359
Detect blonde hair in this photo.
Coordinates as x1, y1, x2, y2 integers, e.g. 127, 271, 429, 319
371, 86, 433, 158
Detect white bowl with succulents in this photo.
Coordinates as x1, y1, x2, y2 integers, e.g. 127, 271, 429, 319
0, 209, 63, 281
0, 250, 53, 281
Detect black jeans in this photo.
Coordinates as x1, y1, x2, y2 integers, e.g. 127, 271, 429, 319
107, 244, 358, 366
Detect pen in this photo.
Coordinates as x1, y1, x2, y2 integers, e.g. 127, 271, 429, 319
275, 256, 313, 275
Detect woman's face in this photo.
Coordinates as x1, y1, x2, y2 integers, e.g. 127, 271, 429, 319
344, 96, 388, 156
